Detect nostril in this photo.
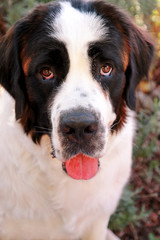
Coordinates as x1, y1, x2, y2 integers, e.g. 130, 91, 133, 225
84, 124, 98, 135
62, 126, 75, 135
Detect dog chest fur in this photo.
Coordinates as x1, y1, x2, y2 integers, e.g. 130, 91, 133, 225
0, 89, 134, 239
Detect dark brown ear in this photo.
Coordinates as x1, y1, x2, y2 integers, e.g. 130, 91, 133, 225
0, 3, 55, 121
0, 15, 7, 36
91, 0, 154, 110
125, 26, 154, 110
0, 25, 26, 120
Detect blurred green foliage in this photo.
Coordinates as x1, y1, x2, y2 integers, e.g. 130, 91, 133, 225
109, 186, 150, 231
0, 0, 47, 25
149, 233, 160, 240
107, 0, 157, 18
133, 99, 160, 160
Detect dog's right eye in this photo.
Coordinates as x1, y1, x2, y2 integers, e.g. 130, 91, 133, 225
40, 67, 54, 80
100, 64, 113, 77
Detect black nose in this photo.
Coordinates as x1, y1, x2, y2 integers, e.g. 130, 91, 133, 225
60, 110, 98, 143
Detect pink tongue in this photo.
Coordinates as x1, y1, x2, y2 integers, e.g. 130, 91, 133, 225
64, 153, 99, 180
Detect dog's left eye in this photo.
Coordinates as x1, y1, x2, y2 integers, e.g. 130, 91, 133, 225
100, 64, 113, 76
40, 67, 54, 80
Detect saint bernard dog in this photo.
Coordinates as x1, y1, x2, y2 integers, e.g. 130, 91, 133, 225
0, 0, 153, 239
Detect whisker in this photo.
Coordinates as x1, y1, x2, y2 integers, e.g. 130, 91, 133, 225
31, 130, 52, 134
33, 126, 52, 131
109, 119, 121, 130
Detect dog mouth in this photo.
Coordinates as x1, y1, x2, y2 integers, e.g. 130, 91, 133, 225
62, 153, 100, 180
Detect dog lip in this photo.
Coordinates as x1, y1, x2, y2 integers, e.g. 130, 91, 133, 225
62, 162, 67, 173
98, 160, 100, 167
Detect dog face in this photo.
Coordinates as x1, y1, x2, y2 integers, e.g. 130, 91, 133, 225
0, 1, 153, 166
50, 2, 118, 161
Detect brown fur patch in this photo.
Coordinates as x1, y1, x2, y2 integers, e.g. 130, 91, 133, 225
0, 16, 6, 37
22, 56, 32, 76
111, 99, 127, 132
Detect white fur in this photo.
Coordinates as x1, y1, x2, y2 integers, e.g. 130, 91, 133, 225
0, 2, 135, 240
53, 2, 107, 47
51, 2, 115, 160
0, 88, 135, 240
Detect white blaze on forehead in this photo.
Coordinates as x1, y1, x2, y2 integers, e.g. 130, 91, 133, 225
54, 2, 106, 43
53, 2, 107, 62
51, 0, 108, 86
49, 1, 114, 123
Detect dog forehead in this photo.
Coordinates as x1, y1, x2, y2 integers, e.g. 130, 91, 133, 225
52, 1, 107, 50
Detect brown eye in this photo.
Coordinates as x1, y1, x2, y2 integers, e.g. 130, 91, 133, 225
41, 68, 54, 80
100, 64, 113, 76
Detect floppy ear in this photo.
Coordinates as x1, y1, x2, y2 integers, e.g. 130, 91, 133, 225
125, 26, 154, 110
0, 25, 26, 119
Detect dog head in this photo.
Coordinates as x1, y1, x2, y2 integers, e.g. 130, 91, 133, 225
0, 0, 153, 178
